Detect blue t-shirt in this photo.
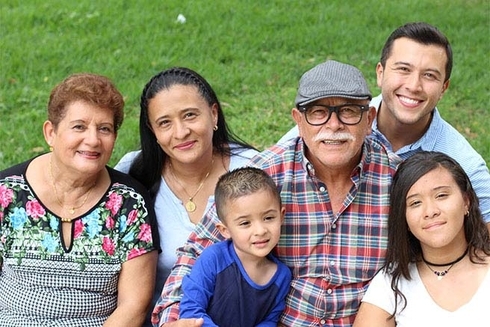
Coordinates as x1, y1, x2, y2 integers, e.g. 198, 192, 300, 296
180, 239, 292, 327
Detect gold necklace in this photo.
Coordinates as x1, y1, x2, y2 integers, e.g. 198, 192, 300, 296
49, 157, 95, 221
169, 159, 214, 213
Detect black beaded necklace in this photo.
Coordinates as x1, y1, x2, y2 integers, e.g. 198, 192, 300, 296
422, 247, 469, 280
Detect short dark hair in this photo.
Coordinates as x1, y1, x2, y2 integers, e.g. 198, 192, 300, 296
380, 22, 453, 82
215, 167, 281, 223
48, 73, 124, 131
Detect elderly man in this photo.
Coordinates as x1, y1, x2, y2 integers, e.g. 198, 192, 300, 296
153, 60, 400, 326
280, 22, 490, 231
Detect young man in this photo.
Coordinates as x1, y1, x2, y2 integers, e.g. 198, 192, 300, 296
153, 60, 400, 326
372, 22, 490, 229
280, 22, 490, 229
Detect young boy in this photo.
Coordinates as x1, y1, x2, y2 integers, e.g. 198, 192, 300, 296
179, 167, 292, 327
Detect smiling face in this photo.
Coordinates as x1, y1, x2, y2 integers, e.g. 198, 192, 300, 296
292, 97, 375, 172
376, 37, 450, 128
217, 189, 284, 262
405, 166, 469, 250
44, 100, 116, 175
147, 84, 218, 165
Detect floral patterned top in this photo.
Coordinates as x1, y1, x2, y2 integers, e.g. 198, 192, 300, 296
0, 159, 157, 327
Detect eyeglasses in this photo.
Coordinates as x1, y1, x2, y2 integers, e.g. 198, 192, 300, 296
298, 104, 369, 126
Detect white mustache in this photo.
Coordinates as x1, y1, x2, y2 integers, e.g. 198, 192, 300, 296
313, 132, 355, 142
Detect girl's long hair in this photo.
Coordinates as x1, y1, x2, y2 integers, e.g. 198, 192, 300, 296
385, 151, 490, 317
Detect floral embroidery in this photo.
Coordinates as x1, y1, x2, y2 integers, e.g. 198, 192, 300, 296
42, 234, 58, 253
0, 184, 14, 208
119, 214, 127, 233
11, 207, 28, 230
128, 247, 147, 260
127, 209, 138, 225
0, 165, 157, 324
49, 216, 59, 230
122, 230, 135, 243
0, 173, 155, 270
105, 216, 115, 230
102, 236, 116, 256
25, 199, 46, 219
105, 192, 123, 216
83, 209, 103, 239
74, 219, 84, 238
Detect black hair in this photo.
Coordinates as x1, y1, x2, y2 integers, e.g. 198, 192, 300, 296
380, 22, 453, 82
128, 67, 255, 198
385, 151, 489, 317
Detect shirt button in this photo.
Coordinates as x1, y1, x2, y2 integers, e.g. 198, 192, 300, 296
330, 260, 335, 266
319, 186, 326, 192
320, 319, 326, 324
327, 288, 333, 294
332, 223, 337, 229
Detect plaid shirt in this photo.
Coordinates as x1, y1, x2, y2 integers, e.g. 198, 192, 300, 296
152, 137, 400, 327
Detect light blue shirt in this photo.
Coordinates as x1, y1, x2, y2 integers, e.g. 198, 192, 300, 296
278, 94, 490, 222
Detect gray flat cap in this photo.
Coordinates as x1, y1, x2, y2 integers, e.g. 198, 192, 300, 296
295, 60, 372, 107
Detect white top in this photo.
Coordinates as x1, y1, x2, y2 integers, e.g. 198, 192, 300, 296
361, 263, 490, 326
114, 145, 258, 313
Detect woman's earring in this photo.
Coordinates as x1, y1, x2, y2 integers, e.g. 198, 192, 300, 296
213, 125, 218, 131
49, 146, 53, 152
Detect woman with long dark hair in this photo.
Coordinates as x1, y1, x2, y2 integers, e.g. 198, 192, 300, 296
354, 151, 490, 326
115, 67, 257, 326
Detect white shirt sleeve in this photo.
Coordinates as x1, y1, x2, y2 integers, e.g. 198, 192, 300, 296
361, 269, 396, 316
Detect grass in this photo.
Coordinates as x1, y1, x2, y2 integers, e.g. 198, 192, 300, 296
1, 0, 489, 169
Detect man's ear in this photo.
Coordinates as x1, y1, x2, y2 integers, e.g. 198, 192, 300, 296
292, 107, 302, 125
375, 62, 384, 88
365, 106, 377, 135
292, 107, 305, 137
216, 222, 231, 239
439, 79, 450, 100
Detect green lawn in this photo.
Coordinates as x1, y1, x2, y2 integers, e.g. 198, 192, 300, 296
1, 0, 489, 169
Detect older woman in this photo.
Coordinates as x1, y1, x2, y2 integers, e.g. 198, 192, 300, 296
0, 73, 158, 326
115, 67, 258, 326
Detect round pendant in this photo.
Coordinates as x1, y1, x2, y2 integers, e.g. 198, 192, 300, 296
69, 208, 75, 215
185, 200, 196, 212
